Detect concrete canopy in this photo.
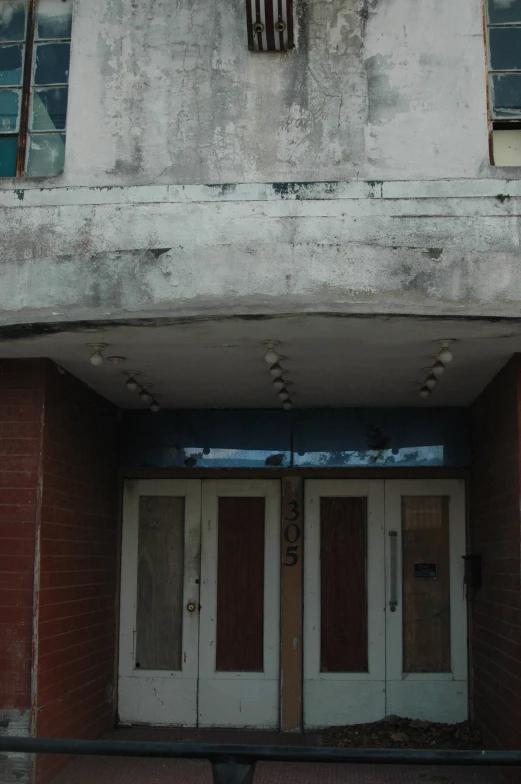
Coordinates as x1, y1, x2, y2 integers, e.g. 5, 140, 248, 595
0, 314, 519, 409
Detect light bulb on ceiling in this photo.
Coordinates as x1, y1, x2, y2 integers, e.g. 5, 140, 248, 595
418, 386, 431, 399
282, 401, 293, 410
264, 348, 279, 365
273, 378, 286, 391
438, 344, 454, 364
269, 363, 283, 378
139, 387, 152, 403
123, 371, 140, 391
278, 390, 290, 402
150, 400, 160, 413
425, 374, 437, 390
87, 343, 107, 366
432, 360, 445, 377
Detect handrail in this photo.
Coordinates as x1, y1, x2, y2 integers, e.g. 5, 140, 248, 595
1, 737, 520, 784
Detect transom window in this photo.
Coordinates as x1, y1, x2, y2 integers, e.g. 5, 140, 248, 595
0, 0, 71, 178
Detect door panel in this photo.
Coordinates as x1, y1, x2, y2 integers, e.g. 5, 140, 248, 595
385, 480, 467, 723
320, 497, 368, 673
216, 496, 265, 672
198, 480, 280, 728
118, 480, 201, 726
303, 480, 386, 728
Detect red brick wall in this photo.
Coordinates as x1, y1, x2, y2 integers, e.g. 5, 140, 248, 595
470, 355, 521, 752
0, 359, 45, 716
35, 363, 118, 784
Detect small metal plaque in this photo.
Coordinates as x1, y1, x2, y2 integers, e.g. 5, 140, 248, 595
414, 562, 437, 579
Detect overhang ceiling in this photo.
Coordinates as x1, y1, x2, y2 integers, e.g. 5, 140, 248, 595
0, 315, 519, 409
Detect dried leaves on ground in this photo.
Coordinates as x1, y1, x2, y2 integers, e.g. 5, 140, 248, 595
320, 716, 483, 749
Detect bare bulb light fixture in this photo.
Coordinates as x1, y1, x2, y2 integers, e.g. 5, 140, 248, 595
283, 401, 293, 410
139, 385, 152, 403
264, 348, 279, 365
432, 360, 446, 377
273, 377, 286, 391
123, 371, 140, 392
437, 340, 455, 364
150, 399, 161, 413
269, 363, 283, 379
418, 387, 431, 399
425, 373, 437, 390
278, 390, 290, 402
87, 343, 108, 366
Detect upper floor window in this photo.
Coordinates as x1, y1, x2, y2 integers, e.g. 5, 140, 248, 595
0, 0, 71, 178
487, 0, 521, 165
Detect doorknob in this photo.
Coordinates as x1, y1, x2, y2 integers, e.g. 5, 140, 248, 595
187, 602, 197, 612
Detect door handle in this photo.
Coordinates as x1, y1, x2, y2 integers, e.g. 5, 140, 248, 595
187, 602, 196, 613
389, 530, 398, 613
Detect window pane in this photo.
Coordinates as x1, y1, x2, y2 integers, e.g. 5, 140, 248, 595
0, 134, 17, 175
402, 497, 451, 673
31, 86, 67, 130
34, 41, 69, 85
37, 0, 72, 41
135, 496, 185, 671
0, 43, 23, 86
0, 88, 20, 131
492, 73, 521, 117
0, 1, 26, 42
26, 131, 65, 175
489, 28, 521, 71
488, 0, 521, 24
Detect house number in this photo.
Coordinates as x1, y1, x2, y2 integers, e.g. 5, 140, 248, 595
283, 501, 301, 566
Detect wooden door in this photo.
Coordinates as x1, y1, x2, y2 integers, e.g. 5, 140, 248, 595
118, 480, 201, 726
385, 480, 467, 723
303, 480, 386, 728
198, 480, 281, 728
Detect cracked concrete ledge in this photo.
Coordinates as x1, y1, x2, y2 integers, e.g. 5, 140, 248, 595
0, 179, 521, 209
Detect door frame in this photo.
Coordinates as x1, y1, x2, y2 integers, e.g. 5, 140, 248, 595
118, 479, 202, 725
303, 479, 386, 727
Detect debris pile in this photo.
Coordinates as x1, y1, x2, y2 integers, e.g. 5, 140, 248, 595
320, 716, 483, 749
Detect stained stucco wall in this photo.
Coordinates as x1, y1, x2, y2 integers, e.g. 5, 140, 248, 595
4, 0, 492, 189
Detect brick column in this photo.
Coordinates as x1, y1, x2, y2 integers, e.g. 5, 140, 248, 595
470, 354, 521, 757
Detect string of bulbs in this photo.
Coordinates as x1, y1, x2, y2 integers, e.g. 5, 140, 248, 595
417, 340, 456, 400
263, 342, 294, 410
87, 343, 161, 412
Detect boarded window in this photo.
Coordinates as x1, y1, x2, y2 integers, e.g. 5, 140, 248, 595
216, 497, 265, 672
320, 497, 368, 673
402, 496, 451, 673
135, 496, 185, 670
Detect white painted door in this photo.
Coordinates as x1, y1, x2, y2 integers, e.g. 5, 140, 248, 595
118, 480, 202, 725
303, 479, 467, 728
385, 479, 467, 723
199, 479, 281, 728
118, 478, 280, 728
303, 480, 386, 728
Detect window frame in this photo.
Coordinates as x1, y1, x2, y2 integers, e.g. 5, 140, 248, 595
0, 0, 71, 178
485, 0, 521, 130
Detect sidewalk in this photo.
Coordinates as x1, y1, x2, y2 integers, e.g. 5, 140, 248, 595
49, 729, 505, 784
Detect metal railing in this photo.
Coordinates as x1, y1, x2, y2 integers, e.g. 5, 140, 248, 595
2, 737, 521, 784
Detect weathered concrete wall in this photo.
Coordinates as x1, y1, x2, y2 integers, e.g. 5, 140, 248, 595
3, 0, 494, 188
1, 180, 521, 326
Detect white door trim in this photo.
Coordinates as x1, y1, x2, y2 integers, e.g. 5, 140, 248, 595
384, 479, 468, 723
118, 479, 202, 726
303, 479, 386, 727
198, 479, 281, 727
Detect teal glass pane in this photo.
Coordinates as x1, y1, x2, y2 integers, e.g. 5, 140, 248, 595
0, 134, 17, 175
26, 132, 65, 176
0, 43, 23, 86
0, 2, 27, 42
492, 73, 521, 117
34, 41, 69, 85
488, 0, 521, 24
0, 88, 20, 131
489, 28, 521, 71
31, 86, 67, 130
37, 0, 72, 40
